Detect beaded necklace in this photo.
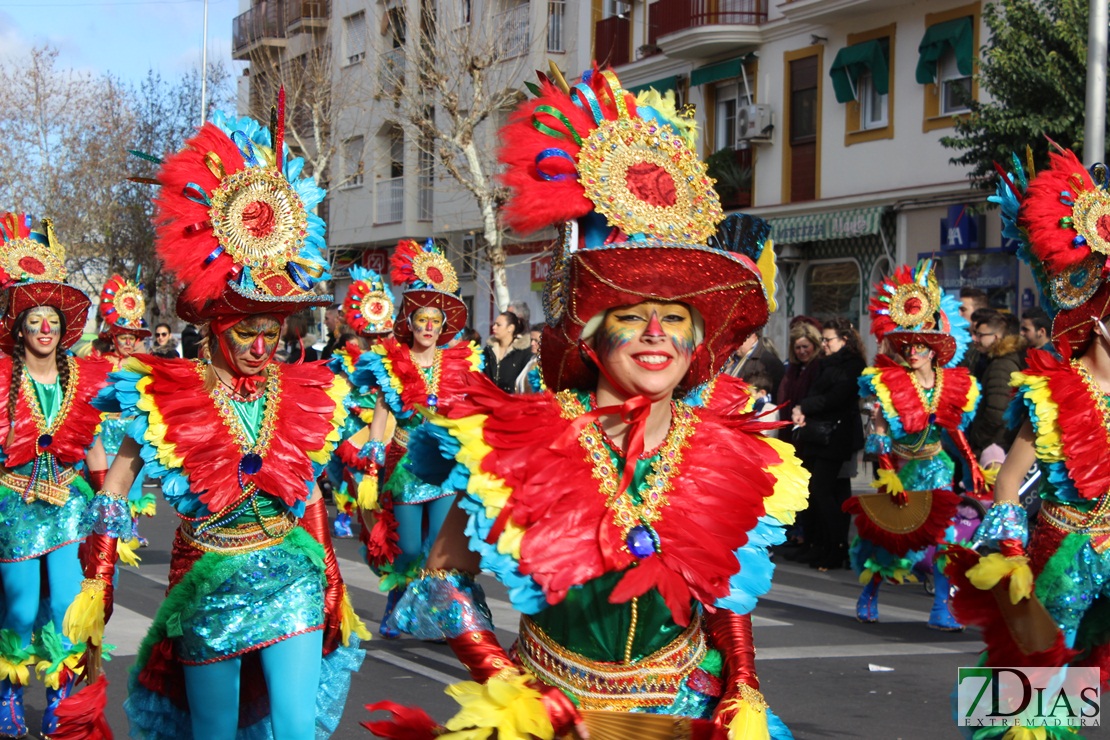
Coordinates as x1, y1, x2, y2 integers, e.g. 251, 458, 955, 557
418, 349, 443, 409
909, 367, 943, 415
1070, 359, 1110, 524
19, 358, 78, 501
557, 391, 696, 559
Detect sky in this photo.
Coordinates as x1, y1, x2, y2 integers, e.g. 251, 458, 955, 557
0, 0, 244, 83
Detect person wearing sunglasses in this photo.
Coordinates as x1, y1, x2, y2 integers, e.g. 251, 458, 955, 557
150, 322, 179, 358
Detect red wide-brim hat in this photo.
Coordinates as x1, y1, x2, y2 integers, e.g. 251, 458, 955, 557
394, 288, 468, 346
175, 278, 332, 325
884, 329, 957, 367
0, 281, 90, 354
102, 323, 152, 340
540, 240, 769, 392
1050, 280, 1110, 359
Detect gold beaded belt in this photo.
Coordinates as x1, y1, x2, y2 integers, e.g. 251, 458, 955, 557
392, 427, 410, 450
516, 614, 707, 711
1039, 501, 1110, 552
179, 513, 297, 554
0, 466, 76, 506
892, 441, 942, 461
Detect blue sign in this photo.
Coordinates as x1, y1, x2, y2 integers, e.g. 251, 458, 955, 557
940, 205, 979, 250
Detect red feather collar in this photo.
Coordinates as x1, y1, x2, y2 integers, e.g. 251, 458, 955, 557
0, 356, 109, 468
379, 337, 478, 413
871, 355, 973, 434
137, 358, 343, 512
444, 375, 783, 626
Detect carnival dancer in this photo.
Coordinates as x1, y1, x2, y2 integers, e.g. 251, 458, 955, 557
0, 213, 110, 738
846, 259, 982, 630
351, 239, 481, 639
61, 107, 369, 739
363, 67, 807, 740
94, 272, 156, 548
945, 148, 1110, 735
327, 265, 396, 541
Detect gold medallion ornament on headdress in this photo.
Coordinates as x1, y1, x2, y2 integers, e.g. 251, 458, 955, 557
99, 273, 151, 339
867, 258, 970, 368
390, 239, 467, 345
344, 265, 396, 337
0, 213, 90, 353
142, 90, 332, 324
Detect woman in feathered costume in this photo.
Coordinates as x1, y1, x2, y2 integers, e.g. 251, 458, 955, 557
350, 239, 481, 639
944, 147, 1110, 738
0, 213, 111, 738
847, 259, 983, 630
363, 67, 807, 740
94, 273, 157, 549
62, 106, 369, 739
326, 265, 396, 540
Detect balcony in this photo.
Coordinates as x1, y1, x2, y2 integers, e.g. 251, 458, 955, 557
778, 0, 915, 24
497, 3, 530, 59
547, 0, 566, 53
285, 0, 329, 33
595, 16, 631, 68
375, 176, 404, 225
232, 0, 287, 60
378, 47, 405, 98
650, 0, 766, 60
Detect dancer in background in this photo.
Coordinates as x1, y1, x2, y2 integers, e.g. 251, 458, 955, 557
352, 239, 481, 639
0, 213, 109, 737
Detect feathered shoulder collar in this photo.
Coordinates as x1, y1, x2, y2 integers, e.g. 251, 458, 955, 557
352, 337, 482, 418
0, 355, 110, 467
98, 356, 347, 516
861, 356, 978, 436
1010, 348, 1110, 501
426, 373, 807, 624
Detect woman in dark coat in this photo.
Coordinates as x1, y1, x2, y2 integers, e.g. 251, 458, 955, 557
791, 318, 866, 570
482, 311, 531, 393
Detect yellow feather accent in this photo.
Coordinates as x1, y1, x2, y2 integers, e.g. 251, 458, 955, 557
357, 472, 380, 511
0, 653, 32, 686
375, 344, 407, 405
465, 341, 484, 372
863, 367, 898, 423
634, 89, 698, 148
760, 436, 810, 526
859, 569, 875, 584
1003, 727, 1048, 740
62, 579, 108, 647
428, 412, 515, 518
870, 468, 905, 497
339, 589, 372, 645
35, 653, 83, 690
135, 375, 185, 469
723, 685, 771, 740
964, 375, 981, 413
756, 238, 778, 313
308, 376, 351, 465
982, 465, 1000, 488
117, 537, 142, 568
334, 488, 354, 510
441, 673, 554, 740
498, 520, 526, 559
967, 553, 1034, 604
1011, 371, 1063, 462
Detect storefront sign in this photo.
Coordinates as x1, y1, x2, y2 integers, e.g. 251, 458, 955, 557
940, 205, 980, 250
531, 254, 552, 292
361, 248, 390, 274
767, 206, 885, 244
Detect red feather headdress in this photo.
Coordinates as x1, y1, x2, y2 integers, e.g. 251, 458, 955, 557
99, 273, 151, 339
389, 239, 467, 345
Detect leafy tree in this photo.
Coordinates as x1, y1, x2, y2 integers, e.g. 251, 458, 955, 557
942, 0, 1107, 184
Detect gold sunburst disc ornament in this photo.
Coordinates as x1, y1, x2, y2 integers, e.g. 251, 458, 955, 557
209, 168, 308, 272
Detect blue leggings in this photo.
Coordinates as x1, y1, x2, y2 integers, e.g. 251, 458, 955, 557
393, 496, 455, 573
0, 543, 83, 649
182, 630, 324, 740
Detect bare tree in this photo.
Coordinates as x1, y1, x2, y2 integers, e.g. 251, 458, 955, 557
380, 0, 538, 311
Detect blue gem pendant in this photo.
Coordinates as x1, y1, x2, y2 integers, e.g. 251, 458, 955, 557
426, 394, 439, 408
240, 453, 264, 475
626, 524, 659, 558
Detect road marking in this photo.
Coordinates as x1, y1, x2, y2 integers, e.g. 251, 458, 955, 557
757, 641, 984, 661
365, 648, 461, 685
104, 604, 152, 657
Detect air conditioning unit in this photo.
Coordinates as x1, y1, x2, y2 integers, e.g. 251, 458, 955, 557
736, 104, 773, 143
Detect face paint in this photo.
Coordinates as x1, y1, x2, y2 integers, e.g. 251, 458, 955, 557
22, 307, 62, 358
594, 301, 696, 401
410, 307, 444, 350
114, 333, 138, 357
219, 315, 282, 376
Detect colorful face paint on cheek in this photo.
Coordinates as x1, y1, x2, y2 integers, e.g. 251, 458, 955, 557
595, 319, 637, 362
668, 323, 696, 359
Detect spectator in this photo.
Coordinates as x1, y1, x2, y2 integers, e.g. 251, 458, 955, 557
721, 331, 785, 401
791, 318, 867, 571
959, 286, 989, 320
180, 323, 202, 359
746, 371, 776, 425
776, 318, 823, 435
964, 307, 999, 379
514, 323, 544, 394
483, 311, 531, 393
281, 310, 319, 363
968, 311, 1027, 455
321, 303, 356, 360
506, 300, 533, 352
151, 322, 180, 358
1020, 306, 1053, 353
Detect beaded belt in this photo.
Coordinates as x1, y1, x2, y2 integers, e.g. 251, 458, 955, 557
892, 441, 942, 460
0, 466, 76, 506
516, 614, 707, 711
1039, 501, 1110, 552
179, 513, 297, 554
392, 427, 410, 450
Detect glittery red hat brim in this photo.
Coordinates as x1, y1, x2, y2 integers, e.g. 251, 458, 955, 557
103, 324, 152, 340
393, 289, 468, 346
175, 281, 331, 324
1050, 280, 1110, 359
885, 330, 957, 366
0, 281, 90, 354
540, 243, 768, 392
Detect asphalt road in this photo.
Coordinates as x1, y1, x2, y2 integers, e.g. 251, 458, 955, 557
48, 496, 983, 740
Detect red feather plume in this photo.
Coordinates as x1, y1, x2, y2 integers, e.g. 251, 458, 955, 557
843, 487, 961, 557
362, 701, 440, 739
1019, 147, 1099, 272
49, 675, 113, 740
868, 263, 917, 340
388, 239, 423, 286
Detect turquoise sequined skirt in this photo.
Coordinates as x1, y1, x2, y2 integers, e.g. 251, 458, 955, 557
0, 473, 93, 562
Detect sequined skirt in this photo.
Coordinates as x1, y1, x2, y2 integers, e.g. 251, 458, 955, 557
0, 470, 93, 561
384, 438, 454, 505
99, 414, 129, 458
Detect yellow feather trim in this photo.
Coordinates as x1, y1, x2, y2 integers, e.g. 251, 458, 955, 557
135, 375, 185, 469
340, 589, 372, 645
62, 579, 108, 647
308, 375, 351, 465
863, 367, 898, 423
756, 238, 778, 314
1010, 371, 1063, 462
0, 655, 32, 686
964, 375, 981, 413
760, 436, 810, 526
426, 412, 515, 518
498, 520, 526, 560
723, 685, 771, 740
1003, 727, 1049, 740
635, 89, 698, 148
117, 537, 142, 568
374, 344, 407, 406
357, 472, 380, 511
967, 553, 1034, 604
464, 341, 484, 373
35, 653, 83, 690
870, 468, 905, 497
440, 673, 554, 740
334, 488, 355, 510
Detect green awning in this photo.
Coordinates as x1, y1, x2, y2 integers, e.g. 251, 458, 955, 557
829, 40, 889, 104
767, 206, 886, 244
915, 16, 974, 84
628, 76, 678, 97
691, 57, 744, 87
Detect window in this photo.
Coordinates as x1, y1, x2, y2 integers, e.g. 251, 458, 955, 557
715, 87, 738, 150
786, 51, 820, 202
342, 12, 366, 65
343, 136, 364, 187
938, 47, 972, 114
918, 4, 979, 131
456, 0, 471, 26
858, 71, 888, 129
603, 0, 628, 19
459, 234, 478, 280
831, 29, 892, 141
389, 127, 404, 178
806, 261, 862, 324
